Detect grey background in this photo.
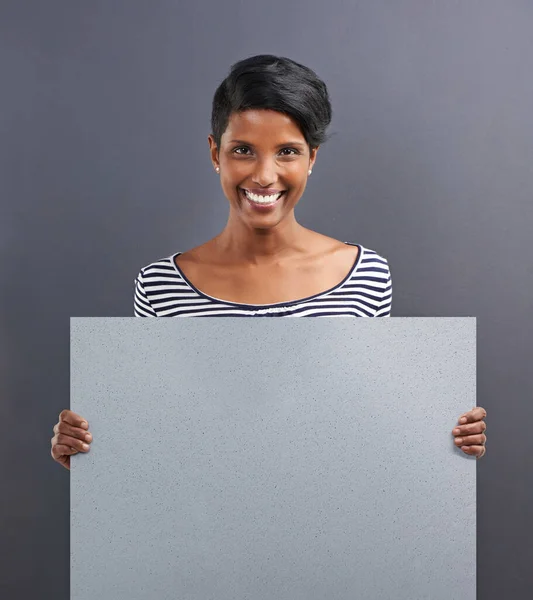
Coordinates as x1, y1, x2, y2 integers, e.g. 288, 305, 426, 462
1, 1, 532, 598
71, 318, 476, 600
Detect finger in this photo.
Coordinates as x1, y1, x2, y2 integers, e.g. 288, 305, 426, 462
458, 406, 487, 424
454, 434, 486, 447
476, 446, 487, 459
453, 421, 487, 436
461, 445, 485, 458
50, 447, 71, 470
57, 421, 92, 444
51, 443, 81, 459
59, 410, 89, 430
54, 433, 90, 453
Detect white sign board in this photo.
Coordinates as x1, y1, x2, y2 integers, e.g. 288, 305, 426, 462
71, 317, 476, 599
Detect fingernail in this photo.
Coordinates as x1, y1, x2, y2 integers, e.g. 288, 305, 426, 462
82, 443, 89, 450
81, 421, 88, 429
455, 438, 463, 444
85, 434, 92, 442
460, 417, 467, 424
453, 428, 460, 435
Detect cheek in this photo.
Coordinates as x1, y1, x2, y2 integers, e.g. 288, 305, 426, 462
221, 161, 248, 180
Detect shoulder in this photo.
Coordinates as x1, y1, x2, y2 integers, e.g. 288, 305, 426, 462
314, 232, 389, 269
338, 242, 391, 276
134, 253, 182, 283
356, 245, 391, 272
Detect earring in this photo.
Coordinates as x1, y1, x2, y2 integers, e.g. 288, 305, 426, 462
215, 167, 220, 173
308, 169, 312, 175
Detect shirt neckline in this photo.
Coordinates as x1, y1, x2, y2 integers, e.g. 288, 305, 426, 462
169, 242, 363, 309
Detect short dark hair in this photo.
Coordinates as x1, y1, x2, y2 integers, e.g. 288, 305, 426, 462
211, 54, 333, 152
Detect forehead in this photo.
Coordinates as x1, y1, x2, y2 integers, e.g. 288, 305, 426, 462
222, 109, 305, 143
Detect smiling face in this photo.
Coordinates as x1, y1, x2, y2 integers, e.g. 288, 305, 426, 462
209, 109, 319, 230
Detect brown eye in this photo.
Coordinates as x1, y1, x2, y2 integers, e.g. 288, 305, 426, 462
280, 148, 299, 156
233, 147, 299, 157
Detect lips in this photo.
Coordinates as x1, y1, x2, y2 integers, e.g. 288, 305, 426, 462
239, 188, 286, 210
242, 188, 286, 195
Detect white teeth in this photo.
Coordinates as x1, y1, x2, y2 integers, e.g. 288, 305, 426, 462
244, 190, 283, 204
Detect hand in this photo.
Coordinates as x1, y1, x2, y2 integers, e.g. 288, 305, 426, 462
51, 410, 92, 470
452, 406, 487, 459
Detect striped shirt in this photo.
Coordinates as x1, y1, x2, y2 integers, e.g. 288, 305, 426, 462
133, 243, 392, 317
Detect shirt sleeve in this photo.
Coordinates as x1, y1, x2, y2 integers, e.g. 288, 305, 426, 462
133, 270, 157, 317
375, 260, 392, 317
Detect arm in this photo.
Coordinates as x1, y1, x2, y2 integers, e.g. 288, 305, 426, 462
133, 270, 157, 317
376, 260, 392, 317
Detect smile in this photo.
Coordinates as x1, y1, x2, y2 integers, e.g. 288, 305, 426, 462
240, 188, 286, 209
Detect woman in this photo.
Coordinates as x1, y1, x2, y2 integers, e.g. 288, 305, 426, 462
51, 54, 487, 468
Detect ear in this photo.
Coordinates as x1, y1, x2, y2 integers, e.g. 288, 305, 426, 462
309, 145, 320, 169
208, 134, 219, 167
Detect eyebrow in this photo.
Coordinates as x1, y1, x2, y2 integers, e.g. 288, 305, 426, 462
228, 139, 306, 148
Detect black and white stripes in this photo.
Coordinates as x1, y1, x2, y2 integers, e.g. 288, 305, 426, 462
133, 243, 392, 318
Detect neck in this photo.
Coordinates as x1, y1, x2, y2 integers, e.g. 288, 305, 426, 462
214, 215, 311, 266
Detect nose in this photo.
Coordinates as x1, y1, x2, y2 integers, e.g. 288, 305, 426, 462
251, 158, 278, 187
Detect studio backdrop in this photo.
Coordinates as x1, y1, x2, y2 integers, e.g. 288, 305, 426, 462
1, 1, 532, 599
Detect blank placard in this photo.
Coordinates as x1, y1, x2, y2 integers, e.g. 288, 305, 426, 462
71, 317, 476, 600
